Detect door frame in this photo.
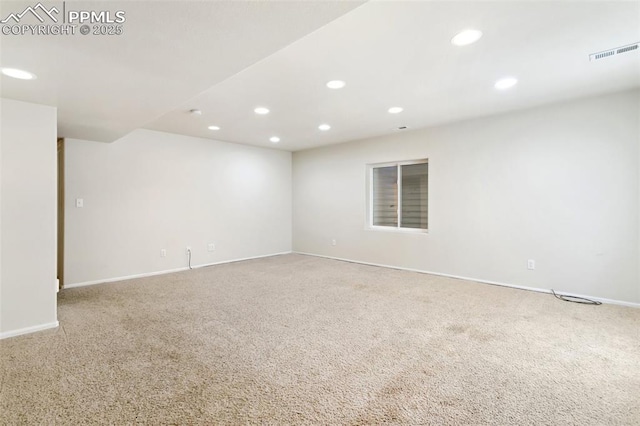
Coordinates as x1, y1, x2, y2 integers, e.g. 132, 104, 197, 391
57, 138, 64, 289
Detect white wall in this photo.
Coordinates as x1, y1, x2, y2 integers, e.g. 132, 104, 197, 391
293, 90, 640, 304
64, 129, 291, 286
0, 99, 58, 337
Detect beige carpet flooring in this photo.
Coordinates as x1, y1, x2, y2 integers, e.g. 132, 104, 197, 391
1, 254, 639, 425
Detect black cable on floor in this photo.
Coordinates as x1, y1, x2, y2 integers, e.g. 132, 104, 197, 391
551, 289, 601, 305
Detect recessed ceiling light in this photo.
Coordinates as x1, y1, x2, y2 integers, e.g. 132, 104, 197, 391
254, 107, 270, 115
270, 136, 280, 143
208, 125, 220, 130
494, 77, 518, 90
1, 67, 37, 80
318, 124, 331, 131
326, 80, 346, 89
388, 107, 403, 114
451, 29, 483, 46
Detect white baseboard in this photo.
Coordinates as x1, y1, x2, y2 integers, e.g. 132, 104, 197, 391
0, 321, 59, 340
294, 252, 640, 309
64, 251, 292, 289
64, 266, 190, 288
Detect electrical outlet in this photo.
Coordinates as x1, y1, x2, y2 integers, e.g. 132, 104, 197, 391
331, 239, 337, 246
527, 259, 535, 270
160, 249, 167, 258
207, 243, 215, 252
75, 198, 84, 208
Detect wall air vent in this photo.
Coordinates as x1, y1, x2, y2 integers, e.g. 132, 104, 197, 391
590, 42, 639, 61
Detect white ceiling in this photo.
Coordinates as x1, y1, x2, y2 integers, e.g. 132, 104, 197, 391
0, 0, 364, 141
2, 1, 639, 151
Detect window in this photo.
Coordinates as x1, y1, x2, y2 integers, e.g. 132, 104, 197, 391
369, 160, 428, 231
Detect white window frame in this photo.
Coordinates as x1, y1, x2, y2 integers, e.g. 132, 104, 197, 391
367, 159, 429, 233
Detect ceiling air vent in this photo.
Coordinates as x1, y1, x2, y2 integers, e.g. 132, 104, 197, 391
590, 42, 639, 61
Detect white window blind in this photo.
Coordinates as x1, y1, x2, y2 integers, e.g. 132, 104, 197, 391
370, 160, 428, 231
372, 166, 398, 226
400, 162, 428, 229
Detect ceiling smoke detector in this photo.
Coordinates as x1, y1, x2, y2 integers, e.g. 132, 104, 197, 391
589, 42, 639, 61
